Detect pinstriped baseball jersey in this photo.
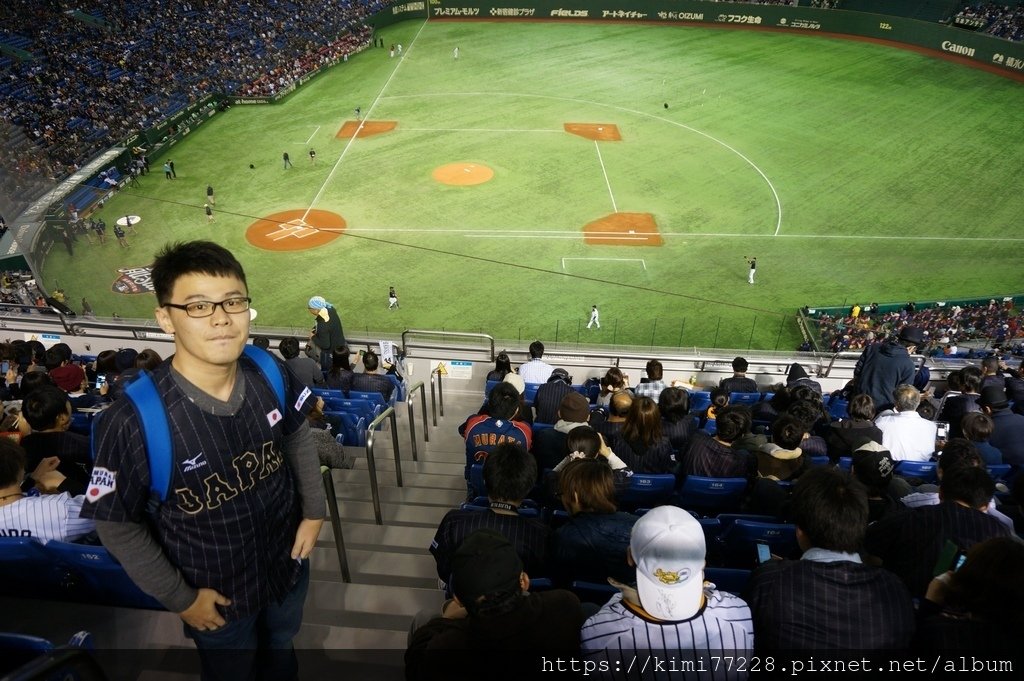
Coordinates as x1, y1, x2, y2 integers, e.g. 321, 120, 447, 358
0, 493, 95, 542
581, 590, 754, 680
82, 356, 316, 619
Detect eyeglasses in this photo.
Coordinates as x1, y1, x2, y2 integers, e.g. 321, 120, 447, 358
163, 297, 251, 318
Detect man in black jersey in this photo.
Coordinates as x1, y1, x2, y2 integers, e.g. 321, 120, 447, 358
83, 241, 325, 681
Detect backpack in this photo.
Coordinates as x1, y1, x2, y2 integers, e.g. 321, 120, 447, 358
92, 345, 287, 505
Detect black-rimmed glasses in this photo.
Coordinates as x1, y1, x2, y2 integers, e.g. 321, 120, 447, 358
163, 297, 251, 318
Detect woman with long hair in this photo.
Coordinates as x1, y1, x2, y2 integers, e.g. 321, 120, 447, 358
611, 396, 674, 473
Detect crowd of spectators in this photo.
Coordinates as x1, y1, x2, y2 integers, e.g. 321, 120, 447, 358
952, 2, 1024, 41
810, 0, 841, 7
0, 0, 387, 217
412, 342, 1024, 671
814, 300, 1024, 354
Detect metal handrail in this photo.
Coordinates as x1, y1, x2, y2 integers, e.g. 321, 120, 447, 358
430, 365, 445, 422
364, 406, 402, 525
401, 329, 495, 359
319, 465, 351, 583
405, 380, 427, 461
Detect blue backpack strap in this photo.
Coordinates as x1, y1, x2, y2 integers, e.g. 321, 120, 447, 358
122, 370, 173, 503
242, 345, 286, 412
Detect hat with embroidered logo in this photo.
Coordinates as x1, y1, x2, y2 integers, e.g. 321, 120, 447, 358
631, 505, 706, 621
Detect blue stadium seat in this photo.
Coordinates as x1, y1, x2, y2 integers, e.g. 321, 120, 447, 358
313, 388, 345, 400
676, 477, 748, 516
837, 457, 853, 471
704, 568, 752, 596
702, 420, 718, 436
688, 391, 712, 414
895, 460, 938, 484
469, 463, 486, 497
986, 464, 1012, 482
532, 422, 555, 435
46, 542, 163, 610
0, 538, 58, 600
715, 513, 778, 530
323, 411, 366, 447
385, 374, 405, 402
616, 473, 676, 511
828, 399, 850, 421
728, 392, 761, 406
484, 380, 499, 396
571, 580, 618, 605
348, 390, 390, 410
720, 520, 799, 567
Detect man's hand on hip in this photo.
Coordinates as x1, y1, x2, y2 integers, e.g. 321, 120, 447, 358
291, 518, 324, 560
180, 588, 231, 631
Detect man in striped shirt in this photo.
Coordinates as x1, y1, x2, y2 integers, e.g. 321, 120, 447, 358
745, 467, 915, 650
581, 506, 754, 679
0, 439, 94, 543
82, 241, 325, 681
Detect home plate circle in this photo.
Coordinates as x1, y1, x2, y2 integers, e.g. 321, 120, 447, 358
245, 209, 346, 251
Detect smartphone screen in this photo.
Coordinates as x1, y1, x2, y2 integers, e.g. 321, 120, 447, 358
755, 542, 772, 564
0, 361, 8, 374
936, 421, 949, 440
95, 374, 106, 390
953, 552, 967, 572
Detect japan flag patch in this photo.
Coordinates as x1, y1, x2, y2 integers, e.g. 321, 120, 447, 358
267, 409, 283, 426
85, 467, 116, 503
295, 386, 312, 412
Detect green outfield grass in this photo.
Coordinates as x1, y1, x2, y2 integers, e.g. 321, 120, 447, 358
41, 19, 1024, 350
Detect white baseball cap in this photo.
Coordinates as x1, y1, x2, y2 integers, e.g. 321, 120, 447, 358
631, 505, 706, 621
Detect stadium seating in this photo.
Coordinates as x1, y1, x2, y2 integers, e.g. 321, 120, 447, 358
895, 460, 938, 484
615, 473, 676, 511
720, 519, 799, 567
675, 476, 748, 516
688, 391, 712, 414
704, 568, 752, 596
0, 538, 162, 610
728, 392, 762, 406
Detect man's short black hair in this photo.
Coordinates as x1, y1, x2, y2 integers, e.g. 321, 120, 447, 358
771, 414, 805, 450
19, 371, 55, 401
658, 386, 690, 421
528, 340, 544, 359
645, 359, 663, 381
43, 348, 64, 372
151, 240, 247, 305
0, 438, 27, 487
483, 442, 536, 502
791, 467, 868, 553
938, 439, 981, 473
715, 406, 748, 443
487, 382, 520, 420
732, 357, 748, 373
279, 337, 301, 360
362, 350, 380, 372
22, 384, 71, 431
940, 465, 995, 509
251, 336, 270, 350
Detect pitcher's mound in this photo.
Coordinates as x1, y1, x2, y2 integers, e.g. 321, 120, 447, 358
433, 162, 494, 186
246, 209, 346, 251
565, 123, 621, 141
336, 121, 397, 139
584, 213, 662, 246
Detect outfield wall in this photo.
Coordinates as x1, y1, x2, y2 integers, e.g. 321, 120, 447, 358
427, 0, 1024, 76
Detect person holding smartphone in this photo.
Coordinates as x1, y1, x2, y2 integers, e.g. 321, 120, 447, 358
746, 468, 915, 650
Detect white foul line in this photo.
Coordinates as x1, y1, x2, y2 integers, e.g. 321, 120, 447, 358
594, 140, 617, 213
304, 125, 321, 145
301, 21, 428, 222
563, 257, 646, 270
469, 234, 650, 240
401, 127, 562, 133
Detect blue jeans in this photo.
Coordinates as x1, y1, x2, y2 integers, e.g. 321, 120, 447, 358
186, 559, 309, 681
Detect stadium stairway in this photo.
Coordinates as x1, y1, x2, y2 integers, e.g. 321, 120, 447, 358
0, 386, 481, 679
